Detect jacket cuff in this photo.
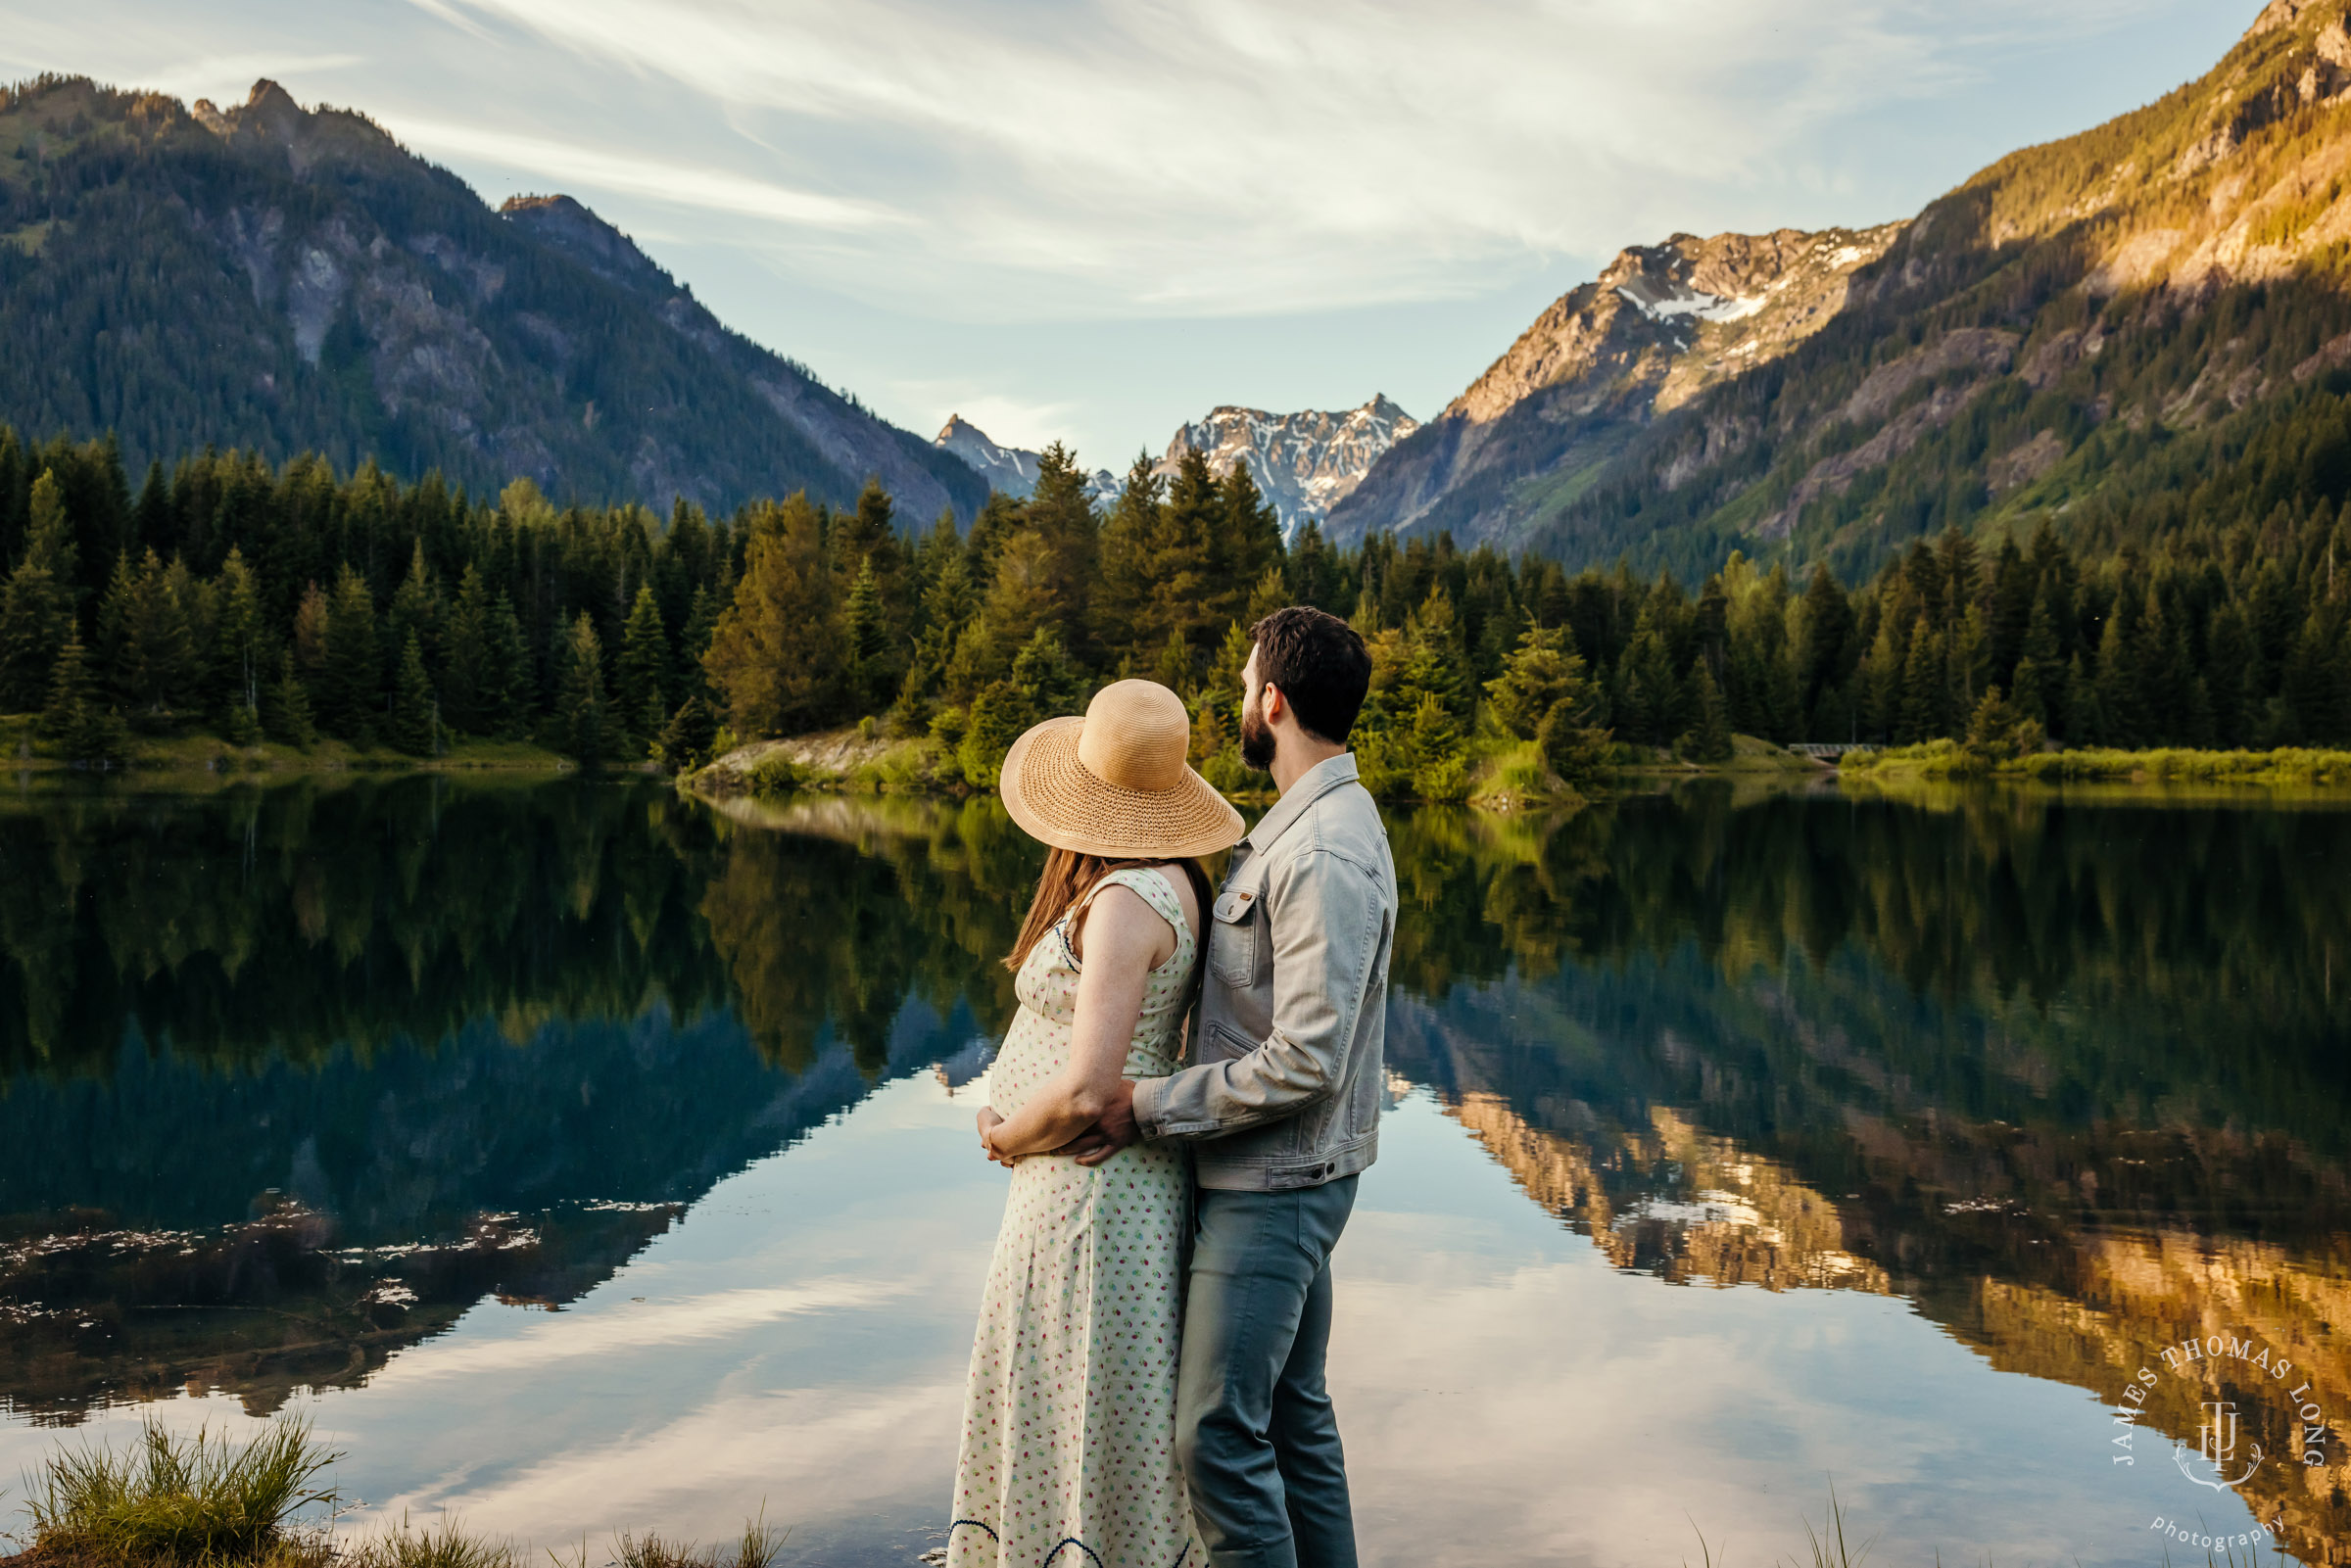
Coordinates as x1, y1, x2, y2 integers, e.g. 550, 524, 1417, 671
1131, 1074, 1171, 1139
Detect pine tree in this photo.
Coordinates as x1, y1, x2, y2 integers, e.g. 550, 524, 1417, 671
1486, 620, 1600, 740
265, 647, 317, 749
2092, 612, 2145, 747
1794, 561, 1854, 726
389, 631, 438, 756
101, 546, 199, 724
1211, 462, 1282, 628
2017, 586, 2065, 728
840, 558, 886, 715
1898, 620, 1944, 742
1288, 518, 1340, 612
702, 495, 844, 737
212, 546, 265, 730
0, 469, 75, 712
2206, 601, 2255, 747
1029, 444, 1102, 656
387, 542, 440, 673
1143, 448, 1219, 657
1402, 587, 1474, 724
0, 558, 69, 714
320, 564, 381, 741
1407, 692, 1468, 801
958, 675, 1033, 787
554, 610, 609, 763
484, 594, 528, 736
441, 565, 493, 735
1153, 625, 1194, 693
617, 582, 672, 740
655, 694, 719, 773
1093, 453, 1164, 655
40, 630, 124, 762
1537, 696, 1611, 785
1243, 563, 1288, 630
678, 581, 722, 707
1684, 662, 1733, 762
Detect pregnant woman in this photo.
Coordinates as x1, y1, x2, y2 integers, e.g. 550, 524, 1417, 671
949, 679, 1244, 1568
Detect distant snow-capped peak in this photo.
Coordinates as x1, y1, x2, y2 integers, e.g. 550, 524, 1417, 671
934, 414, 1119, 504
1157, 395, 1418, 541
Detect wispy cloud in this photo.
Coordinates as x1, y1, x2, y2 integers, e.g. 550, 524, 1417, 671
364, 1277, 912, 1385
389, 117, 908, 230
399, 0, 2201, 317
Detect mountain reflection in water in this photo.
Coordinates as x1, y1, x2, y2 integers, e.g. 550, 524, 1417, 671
1, 776, 2345, 1562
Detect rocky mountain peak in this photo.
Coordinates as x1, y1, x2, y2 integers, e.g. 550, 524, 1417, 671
189, 78, 400, 178
1447, 223, 1903, 429
2251, 0, 2337, 36
933, 416, 1118, 504
1157, 395, 1420, 541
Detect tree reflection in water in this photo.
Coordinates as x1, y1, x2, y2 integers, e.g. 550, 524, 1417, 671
0, 776, 2345, 1545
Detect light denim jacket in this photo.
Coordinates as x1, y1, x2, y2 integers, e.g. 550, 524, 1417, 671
1131, 753, 1397, 1191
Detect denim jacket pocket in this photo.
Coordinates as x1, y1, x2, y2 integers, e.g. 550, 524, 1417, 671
1208, 886, 1258, 987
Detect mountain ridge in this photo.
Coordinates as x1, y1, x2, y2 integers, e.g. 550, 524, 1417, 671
1157, 395, 1419, 540
0, 76, 985, 523
1335, 0, 2351, 580
932, 414, 1120, 505
1329, 227, 1899, 549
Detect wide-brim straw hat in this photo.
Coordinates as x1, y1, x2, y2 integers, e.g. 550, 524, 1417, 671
1000, 679, 1244, 860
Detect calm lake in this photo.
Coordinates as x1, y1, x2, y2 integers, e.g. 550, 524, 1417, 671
3, 775, 2347, 1567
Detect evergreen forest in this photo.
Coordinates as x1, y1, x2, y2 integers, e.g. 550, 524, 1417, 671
5, 425, 2351, 795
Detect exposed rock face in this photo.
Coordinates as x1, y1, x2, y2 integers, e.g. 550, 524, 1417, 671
1329, 226, 1900, 548
1334, 0, 2351, 573
0, 77, 986, 522
1156, 395, 1419, 541
932, 415, 1120, 505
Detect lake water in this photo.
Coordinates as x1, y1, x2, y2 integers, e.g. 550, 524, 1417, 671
3, 775, 2347, 1567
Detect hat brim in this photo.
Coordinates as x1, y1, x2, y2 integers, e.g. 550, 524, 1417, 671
1000, 716, 1245, 860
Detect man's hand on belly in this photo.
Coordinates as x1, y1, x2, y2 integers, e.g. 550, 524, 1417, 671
1072, 1079, 1141, 1166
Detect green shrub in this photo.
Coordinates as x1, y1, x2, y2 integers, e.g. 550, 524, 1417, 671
744, 754, 812, 795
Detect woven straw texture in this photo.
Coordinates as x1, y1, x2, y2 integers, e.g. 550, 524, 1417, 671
1000, 682, 1243, 859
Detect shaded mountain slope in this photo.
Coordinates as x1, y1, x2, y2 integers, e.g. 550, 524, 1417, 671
0, 76, 985, 522
1339, 0, 2351, 583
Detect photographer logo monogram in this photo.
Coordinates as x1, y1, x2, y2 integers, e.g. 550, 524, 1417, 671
2113, 1331, 2334, 1551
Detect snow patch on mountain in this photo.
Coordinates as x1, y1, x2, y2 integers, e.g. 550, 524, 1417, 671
935, 415, 1120, 504
1155, 395, 1419, 541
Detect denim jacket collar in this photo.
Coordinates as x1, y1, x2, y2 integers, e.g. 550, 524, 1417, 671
1241, 752, 1360, 858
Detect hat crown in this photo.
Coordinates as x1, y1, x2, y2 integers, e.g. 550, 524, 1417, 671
1077, 680, 1189, 792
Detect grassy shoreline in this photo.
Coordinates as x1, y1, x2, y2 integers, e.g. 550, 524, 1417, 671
683, 728, 1829, 808
3, 715, 582, 776
1843, 738, 2351, 786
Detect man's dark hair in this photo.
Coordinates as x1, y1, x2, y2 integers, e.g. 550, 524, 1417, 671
1249, 606, 1372, 745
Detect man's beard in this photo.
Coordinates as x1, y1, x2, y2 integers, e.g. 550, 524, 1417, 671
1239, 706, 1276, 772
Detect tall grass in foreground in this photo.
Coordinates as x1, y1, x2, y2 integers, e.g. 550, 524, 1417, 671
544, 1511, 785, 1568
12, 1416, 786, 1568
25, 1419, 338, 1565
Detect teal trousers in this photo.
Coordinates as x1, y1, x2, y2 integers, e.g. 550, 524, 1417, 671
1176, 1177, 1360, 1568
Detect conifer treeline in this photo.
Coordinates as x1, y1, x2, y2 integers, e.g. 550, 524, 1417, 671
4, 427, 2351, 784
0, 429, 736, 763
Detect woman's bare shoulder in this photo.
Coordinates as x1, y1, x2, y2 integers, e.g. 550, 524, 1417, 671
1071, 871, 1192, 965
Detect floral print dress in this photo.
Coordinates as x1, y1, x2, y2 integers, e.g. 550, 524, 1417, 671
950, 868, 1205, 1568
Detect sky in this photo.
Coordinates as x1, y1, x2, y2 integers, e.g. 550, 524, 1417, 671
0, 0, 2257, 467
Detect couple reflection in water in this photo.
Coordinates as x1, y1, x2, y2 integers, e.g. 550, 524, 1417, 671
948, 607, 1398, 1568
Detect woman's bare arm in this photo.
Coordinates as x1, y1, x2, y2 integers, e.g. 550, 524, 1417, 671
983, 882, 1175, 1160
